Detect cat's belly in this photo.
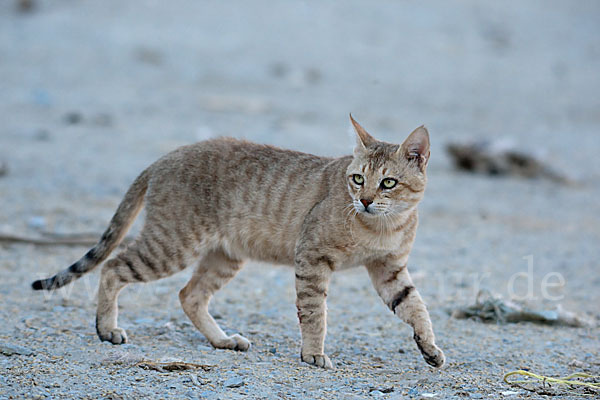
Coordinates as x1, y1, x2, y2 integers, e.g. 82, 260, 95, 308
218, 213, 306, 265
220, 236, 296, 265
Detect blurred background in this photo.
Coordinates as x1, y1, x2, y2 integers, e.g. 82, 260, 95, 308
1, 1, 599, 397
2, 1, 599, 161
1, 0, 599, 304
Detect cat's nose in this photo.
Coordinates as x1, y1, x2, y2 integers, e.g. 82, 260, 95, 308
360, 199, 373, 209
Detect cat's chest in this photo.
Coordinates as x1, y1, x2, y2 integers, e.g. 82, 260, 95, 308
336, 232, 412, 270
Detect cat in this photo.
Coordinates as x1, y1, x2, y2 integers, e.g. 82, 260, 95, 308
32, 115, 445, 369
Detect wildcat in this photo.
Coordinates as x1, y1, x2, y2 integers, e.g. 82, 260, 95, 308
32, 115, 445, 369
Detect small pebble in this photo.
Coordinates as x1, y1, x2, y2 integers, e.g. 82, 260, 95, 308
268, 62, 289, 78
0, 161, 8, 177
370, 386, 394, 394
34, 129, 50, 141
224, 377, 245, 388
134, 47, 164, 65
0, 342, 35, 356
304, 68, 322, 85
568, 359, 584, 368
17, 0, 34, 12
64, 111, 83, 125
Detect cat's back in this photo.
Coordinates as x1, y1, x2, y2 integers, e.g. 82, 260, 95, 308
144, 137, 346, 263
148, 137, 342, 211
153, 137, 330, 178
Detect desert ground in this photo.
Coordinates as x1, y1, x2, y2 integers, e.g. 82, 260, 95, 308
1, 1, 599, 399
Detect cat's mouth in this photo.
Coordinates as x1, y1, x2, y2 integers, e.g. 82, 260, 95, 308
353, 200, 414, 217
353, 203, 388, 216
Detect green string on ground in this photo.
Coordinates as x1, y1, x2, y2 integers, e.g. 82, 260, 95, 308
504, 370, 600, 396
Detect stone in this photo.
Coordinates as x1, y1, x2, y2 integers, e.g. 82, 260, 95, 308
0, 342, 34, 356
224, 377, 245, 388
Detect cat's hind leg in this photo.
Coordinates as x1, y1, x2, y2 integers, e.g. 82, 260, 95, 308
96, 262, 130, 344
179, 249, 249, 351
96, 235, 189, 344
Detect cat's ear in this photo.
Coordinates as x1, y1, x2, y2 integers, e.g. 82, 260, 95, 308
350, 113, 376, 153
399, 125, 430, 170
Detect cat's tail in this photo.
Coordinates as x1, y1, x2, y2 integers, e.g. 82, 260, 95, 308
31, 168, 151, 291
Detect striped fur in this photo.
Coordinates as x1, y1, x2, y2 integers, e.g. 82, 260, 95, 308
31, 115, 444, 369
32, 169, 150, 290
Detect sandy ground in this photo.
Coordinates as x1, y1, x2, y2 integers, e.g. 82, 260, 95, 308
1, 0, 599, 399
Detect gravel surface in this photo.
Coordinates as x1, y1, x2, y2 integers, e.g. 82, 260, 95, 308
1, 1, 599, 399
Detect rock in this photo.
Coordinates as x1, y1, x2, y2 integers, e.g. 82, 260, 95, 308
454, 391, 470, 397
269, 347, 277, 354
369, 387, 394, 396
224, 377, 245, 388
304, 68, 322, 85
17, 0, 34, 13
64, 111, 83, 125
134, 47, 164, 66
0, 161, 8, 177
268, 62, 289, 78
0, 342, 34, 356
34, 129, 50, 141
568, 359, 584, 368
446, 139, 573, 184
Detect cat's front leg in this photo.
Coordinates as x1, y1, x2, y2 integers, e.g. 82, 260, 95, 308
366, 260, 445, 368
294, 254, 334, 369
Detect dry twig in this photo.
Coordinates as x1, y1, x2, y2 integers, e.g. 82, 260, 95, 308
135, 361, 213, 373
0, 232, 132, 247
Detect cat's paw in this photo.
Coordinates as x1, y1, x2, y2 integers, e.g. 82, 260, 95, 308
212, 334, 251, 351
98, 327, 128, 345
414, 334, 445, 368
301, 353, 334, 369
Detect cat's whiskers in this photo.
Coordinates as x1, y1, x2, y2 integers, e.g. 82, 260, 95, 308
383, 212, 394, 235
381, 213, 388, 234
343, 203, 358, 240
372, 206, 405, 237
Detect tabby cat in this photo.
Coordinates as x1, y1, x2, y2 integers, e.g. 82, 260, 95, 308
32, 115, 445, 369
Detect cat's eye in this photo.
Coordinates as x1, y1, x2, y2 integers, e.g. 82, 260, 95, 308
381, 178, 397, 189
352, 174, 364, 185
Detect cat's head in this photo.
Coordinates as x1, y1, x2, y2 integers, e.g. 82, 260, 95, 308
346, 114, 430, 216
